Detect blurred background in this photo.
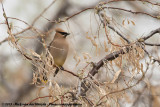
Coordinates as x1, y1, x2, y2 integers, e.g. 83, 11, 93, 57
0, 0, 160, 106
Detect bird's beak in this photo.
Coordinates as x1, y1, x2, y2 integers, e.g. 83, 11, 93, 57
64, 32, 70, 37
66, 32, 70, 35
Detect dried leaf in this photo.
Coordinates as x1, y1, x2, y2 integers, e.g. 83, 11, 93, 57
76, 57, 81, 67
111, 70, 122, 83
122, 19, 125, 26
54, 81, 61, 95
104, 41, 108, 52
127, 19, 130, 24
124, 93, 132, 103
91, 38, 97, 47
144, 78, 150, 90
73, 53, 78, 61
31, 73, 39, 85
86, 35, 91, 39
73, 53, 81, 66
48, 81, 54, 103
99, 87, 106, 96
49, 81, 53, 89
141, 63, 143, 72
94, 35, 97, 39
37, 87, 44, 98
83, 53, 88, 60
30, 49, 40, 59
151, 87, 160, 107
131, 20, 135, 26
86, 35, 97, 47
83, 52, 91, 59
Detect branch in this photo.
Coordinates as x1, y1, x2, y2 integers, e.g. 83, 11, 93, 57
153, 59, 160, 65
31, 0, 57, 26
77, 27, 160, 98
63, 69, 80, 78
104, 0, 160, 7
144, 42, 160, 46
89, 27, 160, 77
0, 38, 8, 45
96, 64, 146, 106
89, 47, 129, 76
142, 27, 160, 41
99, 12, 130, 45
77, 26, 159, 100
108, 25, 130, 44
24, 96, 52, 107
104, 7, 159, 19
42, 7, 94, 24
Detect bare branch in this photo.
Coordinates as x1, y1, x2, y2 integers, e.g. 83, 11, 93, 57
144, 42, 160, 46
104, 7, 160, 19
142, 27, 160, 41
89, 47, 129, 76
104, 0, 160, 7
89, 27, 160, 77
63, 69, 80, 78
108, 24, 130, 44
31, 0, 57, 26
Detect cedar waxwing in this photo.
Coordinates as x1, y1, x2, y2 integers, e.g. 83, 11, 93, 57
49, 28, 70, 76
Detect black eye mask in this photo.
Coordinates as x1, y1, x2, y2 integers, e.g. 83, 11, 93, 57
59, 31, 70, 37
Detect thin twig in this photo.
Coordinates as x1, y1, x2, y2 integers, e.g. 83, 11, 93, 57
63, 69, 80, 78
89, 47, 129, 76
32, 0, 57, 26
144, 42, 160, 46
142, 27, 160, 40
104, 7, 159, 19
96, 66, 145, 106
104, 0, 160, 7
24, 96, 52, 107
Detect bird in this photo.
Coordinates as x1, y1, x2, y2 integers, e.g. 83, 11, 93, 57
49, 28, 70, 77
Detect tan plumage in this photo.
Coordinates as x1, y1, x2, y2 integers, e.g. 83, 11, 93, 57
49, 28, 70, 76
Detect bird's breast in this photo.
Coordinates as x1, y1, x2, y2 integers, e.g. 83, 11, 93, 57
49, 39, 69, 66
